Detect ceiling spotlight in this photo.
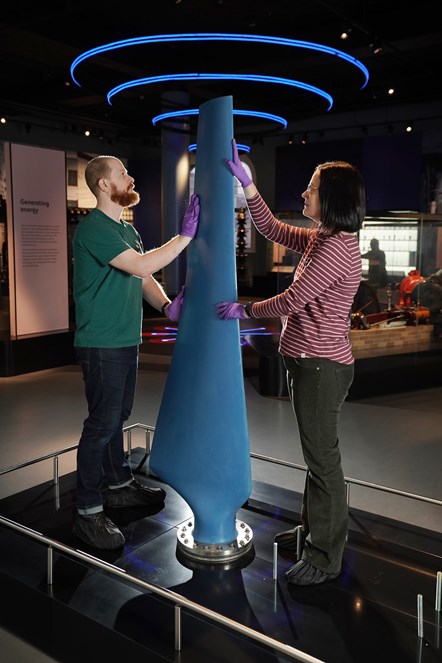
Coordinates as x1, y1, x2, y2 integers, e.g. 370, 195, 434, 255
300, 133, 308, 145
405, 123, 413, 133
0, 117, 6, 124
371, 38, 383, 55
84, 129, 91, 136
387, 87, 395, 96
340, 26, 352, 40
288, 134, 294, 145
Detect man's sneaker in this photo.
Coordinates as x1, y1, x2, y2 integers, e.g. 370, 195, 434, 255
106, 479, 166, 508
73, 512, 125, 550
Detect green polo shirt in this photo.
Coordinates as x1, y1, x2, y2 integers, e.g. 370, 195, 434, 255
73, 208, 144, 348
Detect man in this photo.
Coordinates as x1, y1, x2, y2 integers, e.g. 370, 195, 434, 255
361, 238, 387, 289
73, 155, 199, 550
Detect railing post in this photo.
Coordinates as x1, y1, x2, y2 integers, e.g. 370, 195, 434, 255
273, 541, 278, 580
417, 593, 424, 638
147, 428, 153, 454
436, 571, 441, 611
53, 456, 59, 485
296, 525, 303, 560
175, 604, 181, 651
47, 546, 53, 585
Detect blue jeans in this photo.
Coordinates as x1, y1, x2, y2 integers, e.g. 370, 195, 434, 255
75, 346, 138, 514
283, 355, 354, 574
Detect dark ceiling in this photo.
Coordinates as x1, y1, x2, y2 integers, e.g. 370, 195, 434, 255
1, 0, 441, 143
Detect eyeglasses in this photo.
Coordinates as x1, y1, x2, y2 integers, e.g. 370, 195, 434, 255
306, 183, 319, 192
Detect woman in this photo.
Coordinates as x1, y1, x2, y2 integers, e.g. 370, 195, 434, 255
217, 139, 365, 586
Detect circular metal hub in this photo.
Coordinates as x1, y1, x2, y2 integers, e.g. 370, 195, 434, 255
177, 518, 253, 563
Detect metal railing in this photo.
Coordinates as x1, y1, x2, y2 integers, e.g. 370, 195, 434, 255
249, 452, 442, 507
0, 422, 325, 662
0, 421, 440, 662
0, 513, 324, 662
1, 422, 439, 509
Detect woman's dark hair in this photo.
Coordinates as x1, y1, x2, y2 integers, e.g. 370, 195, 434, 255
316, 161, 366, 233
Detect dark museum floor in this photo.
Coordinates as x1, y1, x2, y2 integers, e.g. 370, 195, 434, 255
0, 459, 440, 663
0, 316, 441, 662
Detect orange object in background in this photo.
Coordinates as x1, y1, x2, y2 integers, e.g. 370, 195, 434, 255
399, 269, 426, 306
404, 306, 430, 323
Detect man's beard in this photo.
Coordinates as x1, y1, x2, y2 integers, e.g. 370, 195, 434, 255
110, 184, 140, 208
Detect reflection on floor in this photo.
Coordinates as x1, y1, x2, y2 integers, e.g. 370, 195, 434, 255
0, 447, 440, 663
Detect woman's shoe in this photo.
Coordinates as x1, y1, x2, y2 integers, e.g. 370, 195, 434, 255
285, 559, 340, 586
274, 526, 305, 551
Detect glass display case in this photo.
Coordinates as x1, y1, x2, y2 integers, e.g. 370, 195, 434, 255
360, 218, 418, 282
268, 210, 442, 305
254, 210, 442, 399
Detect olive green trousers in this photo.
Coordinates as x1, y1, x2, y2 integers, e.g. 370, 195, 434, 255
283, 355, 354, 574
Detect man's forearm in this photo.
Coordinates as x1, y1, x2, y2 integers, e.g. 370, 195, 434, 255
142, 275, 170, 312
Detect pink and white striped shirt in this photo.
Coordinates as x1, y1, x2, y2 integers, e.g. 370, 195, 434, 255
247, 192, 362, 365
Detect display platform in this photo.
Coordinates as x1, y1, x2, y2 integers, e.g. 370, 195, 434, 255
0, 447, 440, 663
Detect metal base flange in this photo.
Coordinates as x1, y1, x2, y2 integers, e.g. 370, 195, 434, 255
177, 518, 253, 563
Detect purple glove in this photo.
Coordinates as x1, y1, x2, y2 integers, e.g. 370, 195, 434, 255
216, 301, 247, 320
166, 286, 185, 322
226, 139, 252, 187
180, 193, 200, 239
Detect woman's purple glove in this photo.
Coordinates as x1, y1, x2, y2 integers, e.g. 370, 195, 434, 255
166, 286, 185, 322
216, 301, 247, 319
226, 139, 252, 187
180, 193, 200, 239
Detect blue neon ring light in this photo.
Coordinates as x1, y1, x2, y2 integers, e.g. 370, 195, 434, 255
70, 33, 369, 90
107, 73, 334, 110
188, 143, 250, 153
152, 108, 287, 129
